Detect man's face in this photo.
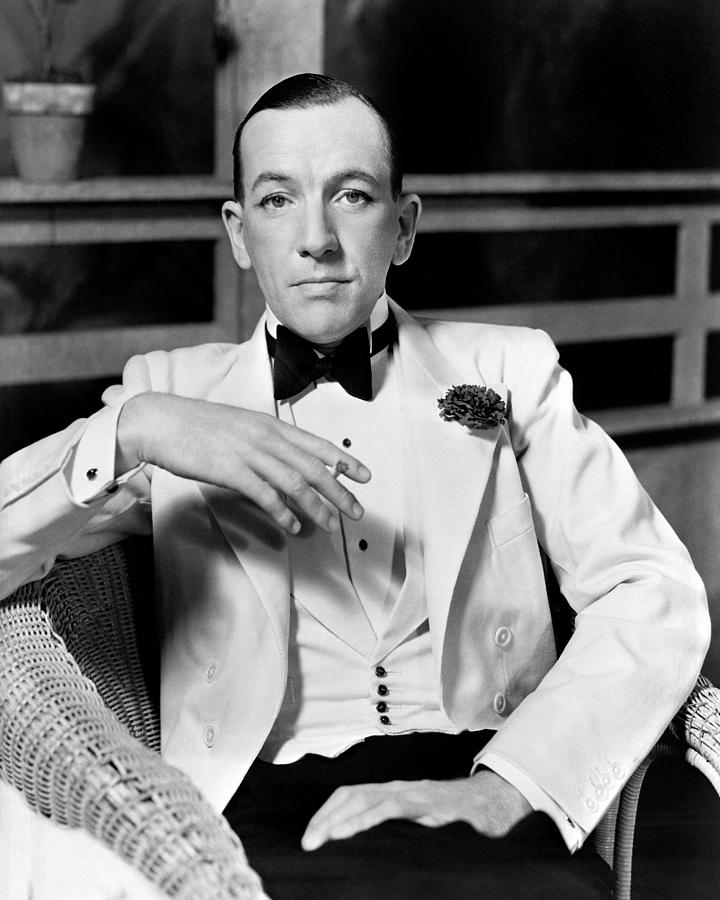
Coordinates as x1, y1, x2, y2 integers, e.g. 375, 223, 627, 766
222, 98, 419, 345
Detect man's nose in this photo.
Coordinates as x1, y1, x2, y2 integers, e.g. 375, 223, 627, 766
296, 204, 339, 258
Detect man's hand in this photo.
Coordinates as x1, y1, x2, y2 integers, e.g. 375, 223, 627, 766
116, 392, 370, 534
301, 770, 532, 851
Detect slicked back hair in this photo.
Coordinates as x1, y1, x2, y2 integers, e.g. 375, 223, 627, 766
232, 73, 403, 201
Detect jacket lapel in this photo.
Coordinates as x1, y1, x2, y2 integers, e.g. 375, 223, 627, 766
287, 522, 378, 657
197, 315, 291, 654
390, 301, 506, 660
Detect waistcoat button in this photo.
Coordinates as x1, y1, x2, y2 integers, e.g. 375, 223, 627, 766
377, 684, 389, 696
376, 701, 387, 712
379, 715, 390, 726
375, 665, 387, 678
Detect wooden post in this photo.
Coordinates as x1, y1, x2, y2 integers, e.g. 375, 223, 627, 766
673, 213, 710, 408
215, 0, 326, 339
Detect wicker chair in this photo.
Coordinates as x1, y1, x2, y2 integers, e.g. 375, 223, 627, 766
1, 537, 718, 899
0, 538, 268, 900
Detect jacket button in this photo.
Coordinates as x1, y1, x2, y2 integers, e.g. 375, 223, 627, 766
493, 692, 507, 715
494, 626, 512, 648
379, 715, 390, 725
377, 684, 389, 696
86, 468, 98, 481
203, 725, 217, 747
206, 663, 217, 683
375, 665, 387, 678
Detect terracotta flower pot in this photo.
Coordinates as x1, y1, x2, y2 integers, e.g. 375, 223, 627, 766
2, 82, 96, 182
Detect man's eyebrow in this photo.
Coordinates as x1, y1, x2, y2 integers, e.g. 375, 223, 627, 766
335, 169, 381, 188
250, 172, 294, 192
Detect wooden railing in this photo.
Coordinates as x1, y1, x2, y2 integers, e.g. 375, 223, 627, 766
406, 172, 720, 436
0, 171, 719, 437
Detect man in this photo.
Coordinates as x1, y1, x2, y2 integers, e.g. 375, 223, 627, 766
0, 74, 710, 898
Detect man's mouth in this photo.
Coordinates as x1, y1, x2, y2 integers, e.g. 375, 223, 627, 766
292, 277, 350, 286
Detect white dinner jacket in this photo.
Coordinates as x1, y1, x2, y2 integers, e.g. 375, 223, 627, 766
0, 299, 710, 835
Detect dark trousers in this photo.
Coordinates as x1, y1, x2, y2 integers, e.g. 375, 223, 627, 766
223, 731, 612, 899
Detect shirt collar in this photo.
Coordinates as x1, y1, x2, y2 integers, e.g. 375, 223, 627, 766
264, 292, 390, 340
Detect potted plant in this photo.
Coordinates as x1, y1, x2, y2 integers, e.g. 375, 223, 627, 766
2, 0, 96, 182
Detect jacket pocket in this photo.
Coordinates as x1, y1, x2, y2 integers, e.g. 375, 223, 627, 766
486, 493, 556, 707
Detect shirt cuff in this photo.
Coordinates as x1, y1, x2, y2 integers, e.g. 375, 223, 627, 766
66, 404, 145, 504
473, 752, 585, 853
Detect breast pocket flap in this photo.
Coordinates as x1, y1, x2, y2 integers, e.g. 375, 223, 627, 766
488, 493, 534, 549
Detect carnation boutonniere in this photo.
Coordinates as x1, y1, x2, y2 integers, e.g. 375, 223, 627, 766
437, 384, 507, 429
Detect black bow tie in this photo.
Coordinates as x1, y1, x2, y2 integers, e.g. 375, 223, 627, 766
266, 314, 397, 401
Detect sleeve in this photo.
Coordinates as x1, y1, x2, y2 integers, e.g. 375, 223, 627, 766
68, 402, 146, 504
0, 355, 154, 601
473, 328, 710, 839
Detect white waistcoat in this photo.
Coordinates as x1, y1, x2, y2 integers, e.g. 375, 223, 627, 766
261, 312, 459, 763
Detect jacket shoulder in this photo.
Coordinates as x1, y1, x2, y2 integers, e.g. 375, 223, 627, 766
129, 341, 247, 396
420, 318, 558, 384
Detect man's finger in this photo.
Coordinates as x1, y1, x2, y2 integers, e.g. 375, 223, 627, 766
302, 790, 392, 851
293, 455, 365, 521
281, 424, 372, 484
235, 466, 302, 534
250, 451, 359, 531
264, 443, 368, 524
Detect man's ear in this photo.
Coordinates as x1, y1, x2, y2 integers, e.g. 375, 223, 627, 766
221, 200, 253, 270
392, 193, 422, 266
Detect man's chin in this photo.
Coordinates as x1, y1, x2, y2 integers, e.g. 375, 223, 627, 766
282, 299, 373, 345
288, 313, 366, 347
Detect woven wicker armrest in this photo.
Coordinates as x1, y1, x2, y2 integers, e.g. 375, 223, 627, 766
603, 674, 720, 900
0, 541, 269, 900
670, 673, 720, 795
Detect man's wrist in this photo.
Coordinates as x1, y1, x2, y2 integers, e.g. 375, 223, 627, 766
475, 753, 584, 851
469, 768, 532, 829
116, 392, 156, 476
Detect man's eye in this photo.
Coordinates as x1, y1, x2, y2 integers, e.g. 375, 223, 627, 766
260, 194, 289, 209
339, 189, 372, 206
